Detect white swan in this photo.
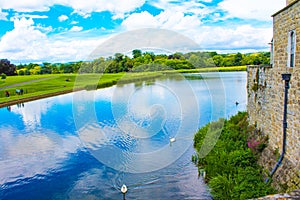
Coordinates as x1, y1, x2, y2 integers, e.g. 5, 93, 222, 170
170, 137, 176, 143
121, 184, 128, 194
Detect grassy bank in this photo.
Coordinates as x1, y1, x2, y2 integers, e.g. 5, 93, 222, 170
175, 66, 247, 73
193, 112, 276, 200
0, 72, 166, 107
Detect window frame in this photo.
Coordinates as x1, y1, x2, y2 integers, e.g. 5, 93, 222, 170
270, 39, 274, 67
287, 30, 296, 67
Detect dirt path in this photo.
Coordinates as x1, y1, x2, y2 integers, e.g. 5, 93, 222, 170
0, 76, 57, 90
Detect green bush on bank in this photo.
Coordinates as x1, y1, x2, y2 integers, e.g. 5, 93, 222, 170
193, 112, 276, 199
1, 73, 6, 79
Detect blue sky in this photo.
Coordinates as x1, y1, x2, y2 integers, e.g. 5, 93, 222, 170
0, 0, 286, 64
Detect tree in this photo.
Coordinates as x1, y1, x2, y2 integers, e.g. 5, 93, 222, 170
1, 73, 6, 79
18, 70, 25, 75
27, 63, 39, 70
175, 52, 185, 60
213, 55, 224, 67
50, 65, 60, 74
30, 66, 41, 75
0, 59, 17, 76
123, 56, 133, 72
92, 57, 106, 73
63, 63, 73, 73
234, 53, 243, 66
114, 53, 124, 62
132, 49, 142, 58
41, 63, 52, 74
188, 54, 201, 68
78, 62, 93, 73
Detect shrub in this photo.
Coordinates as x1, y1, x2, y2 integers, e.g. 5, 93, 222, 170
18, 70, 25, 76
193, 112, 276, 199
1, 73, 6, 79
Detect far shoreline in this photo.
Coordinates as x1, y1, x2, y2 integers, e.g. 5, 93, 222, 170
0, 67, 246, 108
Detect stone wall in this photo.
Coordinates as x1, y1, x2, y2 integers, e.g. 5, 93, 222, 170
247, 66, 300, 191
286, 0, 298, 5
247, 1, 300, 191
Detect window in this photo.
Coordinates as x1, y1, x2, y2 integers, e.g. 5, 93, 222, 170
269, 39, 274, 66
287, 30, 296, 67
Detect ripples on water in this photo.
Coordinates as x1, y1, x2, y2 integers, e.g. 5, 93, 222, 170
0, 72, 246, 200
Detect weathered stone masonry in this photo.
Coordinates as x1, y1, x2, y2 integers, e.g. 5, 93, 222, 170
247, 0, 300, 191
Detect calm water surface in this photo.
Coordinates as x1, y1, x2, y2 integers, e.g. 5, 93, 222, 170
0, 72, 247, 200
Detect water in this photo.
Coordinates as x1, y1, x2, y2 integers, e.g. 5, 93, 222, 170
0, 72, 247, 200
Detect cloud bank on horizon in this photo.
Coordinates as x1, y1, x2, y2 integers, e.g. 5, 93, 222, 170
0, 0, 286, 63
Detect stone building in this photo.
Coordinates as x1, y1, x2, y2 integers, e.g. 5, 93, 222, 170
247, 0, 300, 191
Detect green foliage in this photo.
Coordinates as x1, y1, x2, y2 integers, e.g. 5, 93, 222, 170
0, 59, 17, 76
15, 61, 82, 75
1, 73, 7, 79
132, 49, 142, 58
209, 174, 235, 199
18, 70, 25, 76
193, 112, 276, 199
14, 51, 269, 75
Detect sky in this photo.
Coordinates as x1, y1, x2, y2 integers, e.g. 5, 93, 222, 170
0, 0, 286, 64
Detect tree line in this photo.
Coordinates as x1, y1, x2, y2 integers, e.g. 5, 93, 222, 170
0, 50, 270, 76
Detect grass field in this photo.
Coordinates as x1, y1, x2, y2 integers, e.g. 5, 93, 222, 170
0, 66, 246, 107
0, 72, 166, 106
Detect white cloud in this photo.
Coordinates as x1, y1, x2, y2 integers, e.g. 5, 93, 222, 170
121, 8, 272, 52
66, 0, 145, 19
16, 14, 48, 19
0, 0, 281, 63
188, 25, 272, 50
149, 0, 206, 14
149, 0, 285, 22
58, 14, 68, 22
0, 17, 103, 63
121, 11, 158, 29
122, 9, 201, 31
0, 9, 8, 20
70, 26, 83, 32
71, 10, 91, 19
156, 10, 201, 30
218, 0, 286, 21
0, 0, 51, 12
70, 21, 79, 24
0, 17, 47, 55
139, 0, 213, 27
36, 23, 54, 33
0, 0, 145, 19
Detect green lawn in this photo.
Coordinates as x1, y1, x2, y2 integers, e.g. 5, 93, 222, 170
0, 74, 57, 88
0, 72, 166, 105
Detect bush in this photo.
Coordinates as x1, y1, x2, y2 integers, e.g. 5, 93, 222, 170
1, 73, 6, 79
193, 112, 276, 199
18, 70, 25, 76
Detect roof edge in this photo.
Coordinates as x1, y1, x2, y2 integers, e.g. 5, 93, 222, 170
272, 0, 300, 17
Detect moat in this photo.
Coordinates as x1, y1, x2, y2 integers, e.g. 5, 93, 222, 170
0, 72, 246, 199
